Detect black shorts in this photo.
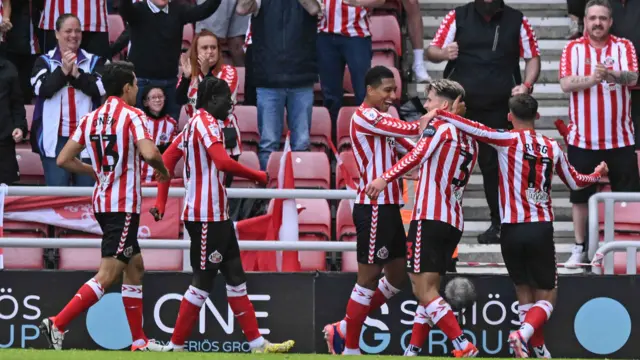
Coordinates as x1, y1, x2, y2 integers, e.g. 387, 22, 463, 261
184, 220, 240, 271
500, 222, 557, 290
353, 204, 406, 265
95, 212, 141, 264
406, 220, 462, 275
567, 145, 640, 204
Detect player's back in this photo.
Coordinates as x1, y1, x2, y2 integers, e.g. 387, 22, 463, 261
179, 109, 228, 222
76, 96, 148, 214
413, 120, 478, 230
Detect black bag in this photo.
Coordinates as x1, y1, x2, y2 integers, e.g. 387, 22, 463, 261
222, 127, 238, 149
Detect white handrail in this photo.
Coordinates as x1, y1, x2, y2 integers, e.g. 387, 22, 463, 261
6, 186, 357, 199
590, 240, 640, 275
587, 192, 640, 263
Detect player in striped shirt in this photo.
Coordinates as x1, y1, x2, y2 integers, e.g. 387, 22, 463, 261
431, 94, 608, 358
366, 79, 479, 358
150, 77, 294, 354
41, 61, 170, 352
323, 66, 428, 355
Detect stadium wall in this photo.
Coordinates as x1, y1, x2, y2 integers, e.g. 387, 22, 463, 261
0, 272, 637, 358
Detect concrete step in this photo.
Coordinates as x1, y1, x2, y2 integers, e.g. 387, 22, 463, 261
424, 60, 560, 84
461, 197, 572, 221
423, 39, 568, 58
457, 243, 575, 262
408, 82, 568, 101
423, 16, 572, 40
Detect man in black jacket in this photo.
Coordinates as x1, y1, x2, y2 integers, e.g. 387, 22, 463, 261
426, 0, 541, 244
0, 57, 27, 185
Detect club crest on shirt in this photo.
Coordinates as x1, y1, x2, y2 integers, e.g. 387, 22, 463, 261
423, 125, 437, 137
603, 57, 616, 67
362, 108, 383, 125
159, 133, 168, 142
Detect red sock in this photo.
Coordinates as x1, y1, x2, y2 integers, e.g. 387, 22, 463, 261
344, 284, 374, 350
368, 289, 386, 313
425, 297, 462, 340
530, 327, 545, 347
409, 305, 432, 348
171, 286, 208, 346
368, 277, 401, 313
226, 283, 261, 342
524, 304, 550, 331
54, 278, 104, 331
122, 285, 146, 343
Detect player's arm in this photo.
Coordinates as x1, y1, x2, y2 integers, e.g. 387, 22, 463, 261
56, 124, 94, 178
151, 134, 184, 221
434, 109, 516, 148
131, 113, 170, 179
396, 137, 416, 152
354, 108, 421, 138
555, 146, 608, 190
426, 10, 457, 63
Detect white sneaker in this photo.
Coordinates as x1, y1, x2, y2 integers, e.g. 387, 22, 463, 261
412, 63, 431, 83
132, 339, 167, 352
564, 245, 586, 269
533, 345, 552, 358
404, 344, 421, 356
40, 318, 66, 350
160, 342, 185, 352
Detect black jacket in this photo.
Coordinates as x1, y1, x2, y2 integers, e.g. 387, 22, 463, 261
611, 0, 640, 57
251, 0, 318, 88
5, 0, 42, 55
0, 58, 27, 144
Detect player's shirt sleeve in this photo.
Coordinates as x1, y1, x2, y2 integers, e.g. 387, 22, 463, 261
559, 41, 579, 79
430, 10, 457, 48
619, 38, 639, 73
71, 115, 87, 146
381, 124, 450, 183
130, 111, 152, 144
554, 142, 601, 190
519, 16, 540, 59
353, 107, 421, 137
195, 113, 224, 148
169, 117, 179, 142
436, 110, 517, 148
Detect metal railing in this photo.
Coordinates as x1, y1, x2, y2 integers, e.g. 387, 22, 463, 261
590, 241, 640, 275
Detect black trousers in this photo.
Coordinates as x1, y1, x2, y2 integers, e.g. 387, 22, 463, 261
41, 30, 111, 59
632, 90, 640, 149
567, 0, 587, 17
466, 105, 510, 226
243, 45, 256, 106
5, 52, 37, 104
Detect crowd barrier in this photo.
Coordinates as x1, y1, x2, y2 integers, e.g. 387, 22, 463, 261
0, 271, 637, 358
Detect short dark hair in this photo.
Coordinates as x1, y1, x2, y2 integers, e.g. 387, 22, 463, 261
585, 0, 612, 16
196, 76, 230, 109
426, 79, 465, 102
55, 13, 80, 31
365, 66, 395, 88
508, 94, 538, 122
101, 61, 136, 97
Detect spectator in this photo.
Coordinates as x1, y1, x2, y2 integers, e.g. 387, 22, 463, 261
567, 0, 587, 39
0, 0, 10, 54
403, 0, 431, 82
560, 0, 640, 267
176, 29, 243, 184
239, 0, 319, 170
118, 0, 221, 121
610, 0, 640, 148
30, 14, 106, 187
140, 85, 179, 183
195, 0, 249, 66
4, 0, 42, 104
38, 0, 111, 59
317, 0, 384, 123
0, 56, 27, 185
426, 0, 541, 244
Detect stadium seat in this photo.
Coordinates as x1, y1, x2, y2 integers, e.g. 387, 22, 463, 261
336, 150, 359, 189
16, 148, 45, 185
597, 202, 640, 233
2, 221, 49, 269
370, 15, 402, 56
336, 200, 356, 240
236, 67, 245, 103
231, 151, 260, 188
298, 234, 328, 271
341, 236, 358, 272
372, 52, 396, 68
236, 105, 259, 152
107, 15, 125, 45
612, 250, 640, 275
266, 151, 330, 189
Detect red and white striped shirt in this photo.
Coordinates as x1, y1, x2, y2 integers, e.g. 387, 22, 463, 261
437, 110, 602, 224
243, 17, 252, 53
318, 0, 371, 37
141, 114, 179, 183
181, 64, 242, 155
350, 104, 421, 205
431, 10, 540, 59
559, 35, 638, 150
71, 96, 151, 214
40, 0, 108, 32
381, 120, 478, 230
177, 109, 229, 222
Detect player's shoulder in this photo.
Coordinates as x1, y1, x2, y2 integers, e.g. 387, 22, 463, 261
194, 110, 222, 135
355, 106, 385, 122
562, 37, 587, 52
425, 119, 454, 137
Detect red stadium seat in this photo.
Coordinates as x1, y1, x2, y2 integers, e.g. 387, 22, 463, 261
370, 15, 402, 56
336, 150, 359, 189
236, 105, 259, 152
266, 151, 330, 189
372, 52, 395, 68
310, 107, 332, 152
236, 67, 245, 103
336, 200, 355, 240
16, 148, 45, 185
344, 65, 401, 100
597, 202, 640, 233
337, 106, 357, 152
298, 234, 328, 271
231, 151, 260, 188
341, 236, 358, 272
2, 221, 48, 270
107, 15, 125, 45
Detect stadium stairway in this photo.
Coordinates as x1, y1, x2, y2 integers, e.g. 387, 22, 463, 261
406, 0, 579, 273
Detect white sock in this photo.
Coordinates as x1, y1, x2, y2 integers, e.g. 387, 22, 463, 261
249, 336, 265, 349
413, 49, 424, 66
132, 339, 146, 346
169, 341, 183, 349
343, 348, 362, 355
519, 323, 535, 340
339, 319, 347, 335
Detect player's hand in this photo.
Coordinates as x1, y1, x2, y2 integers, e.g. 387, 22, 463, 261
0, 19, 12, 32
594, 161, 609, 177
12, 128, 23, 143
511, 84, 529, 96
149, 207, 164, 221
591, 63, 607, 83
419, 109, 438, 133
451, 95, 466, 116
365, 178, 387, 199
445, 42, 459, 60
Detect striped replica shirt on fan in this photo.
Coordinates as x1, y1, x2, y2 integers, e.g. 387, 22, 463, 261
380, 119, 478, 231
175, 109, 229, 222
559, 35, 639, 150
39, 0, 108, 32
71, 96, 152, 214
141, 115, 179, 183
435, 110, 602, 224
243, 18, 252, 52
431, 9, 540, 59
318, 0, 371, 37
350, 104, 422, 205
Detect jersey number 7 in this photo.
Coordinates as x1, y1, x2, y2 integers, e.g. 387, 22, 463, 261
90, 134, 119, 172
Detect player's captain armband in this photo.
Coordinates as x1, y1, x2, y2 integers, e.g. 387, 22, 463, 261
423, 125, 437, 137
362, 108, 383, 125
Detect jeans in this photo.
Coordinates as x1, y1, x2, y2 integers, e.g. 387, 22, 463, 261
316, 33, 372, 122
256, 87, 314, 170
136, 77, 180, 121
41, 136, 95, 187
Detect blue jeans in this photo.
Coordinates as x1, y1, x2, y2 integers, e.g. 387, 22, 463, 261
317, 33, 372, 122
136, 77, 180, 121
256, 87, 314, 170
41, 136, 95, 187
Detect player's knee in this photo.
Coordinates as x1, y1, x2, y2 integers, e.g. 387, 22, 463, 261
191, 270, 217, 293
95, 258, 125, 288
